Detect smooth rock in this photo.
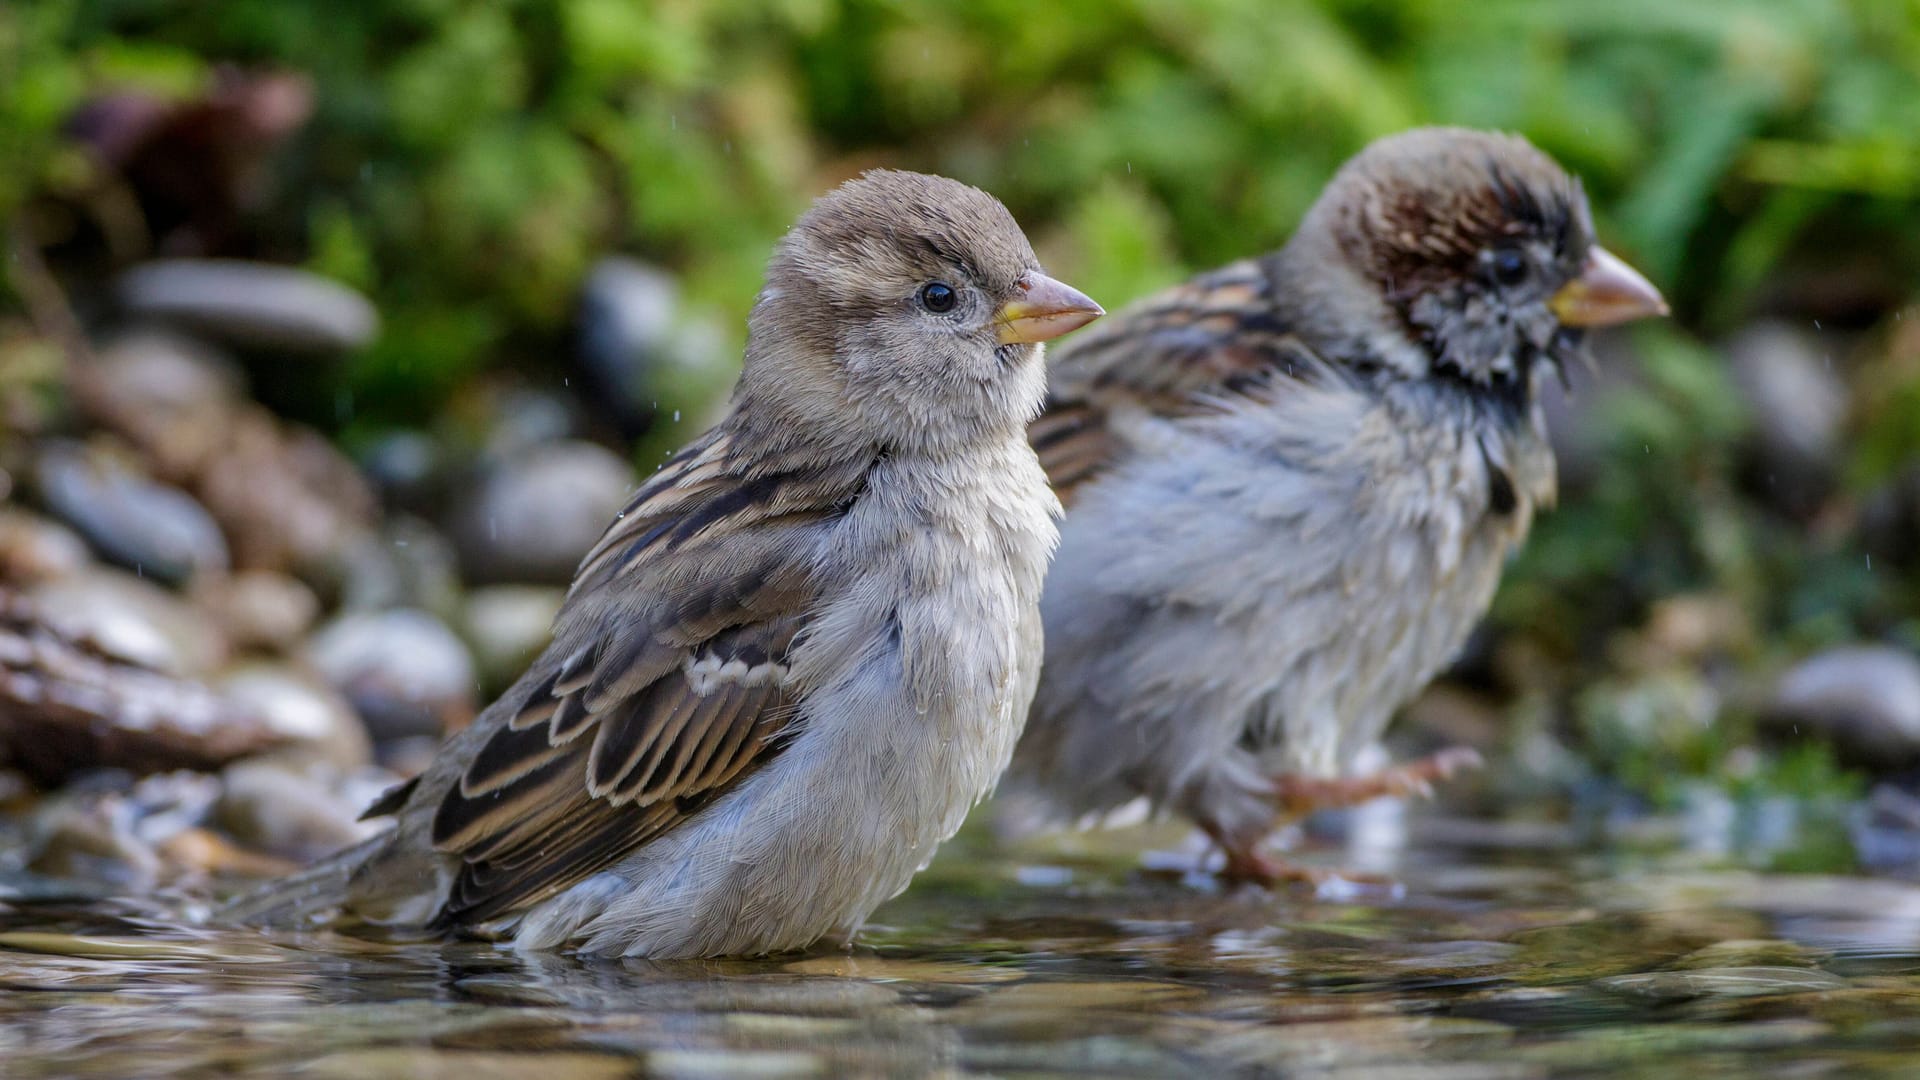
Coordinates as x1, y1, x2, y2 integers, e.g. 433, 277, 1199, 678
306, 608, 477, 741
77, 327, 244, 478
335, 516, 464, 618
194, 407, 378, 575
189, 569, 320, 654
116, 259, 379, 352
478, 385, 586, 459
1599, 966, 1847, 1001
1726, 321, 1846, 514
1766, 645, 1920, 766
576, 256, 680, 438
460, 585, 562, 690
216, 662, 371, 770
0, 588, 278, 784
0, 508, 92, 583
29, 568, 227, 676
34, 439, 230, 584
216, 759, 384, 858
25, 771, 223, 888
358, 429, 450, 516
450, 440, 632, 585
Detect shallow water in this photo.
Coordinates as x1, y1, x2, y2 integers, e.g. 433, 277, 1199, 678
5, 811, 1920, 1078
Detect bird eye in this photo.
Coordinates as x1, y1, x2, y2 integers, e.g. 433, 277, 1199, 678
919, 282, 957, 313
1490, 248, 1529, 286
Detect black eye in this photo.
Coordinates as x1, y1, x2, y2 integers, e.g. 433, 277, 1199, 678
1490, 248, 1529, 286
919, 282, 956, 313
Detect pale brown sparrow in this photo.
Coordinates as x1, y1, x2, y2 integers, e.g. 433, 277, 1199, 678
226, 170, 1102, 954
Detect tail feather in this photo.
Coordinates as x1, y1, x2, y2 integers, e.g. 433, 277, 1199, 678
215, 835, 385, 927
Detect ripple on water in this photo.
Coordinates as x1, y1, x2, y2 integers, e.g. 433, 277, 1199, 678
2, 815, 1920, 1076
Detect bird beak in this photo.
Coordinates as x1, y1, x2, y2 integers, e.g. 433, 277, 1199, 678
995, 273, 1105, 345
1549, 246, 1670, 327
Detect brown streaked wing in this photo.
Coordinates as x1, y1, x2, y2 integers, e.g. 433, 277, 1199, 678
429, 610, 809, 929
1030, 258, 1303, 504
420, 429, 871, 930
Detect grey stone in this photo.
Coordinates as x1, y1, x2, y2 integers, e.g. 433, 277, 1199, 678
117, 258, 379, 352
34, 440, 229, 584
1767, 645, 1920, 766
450, 440, 633, 585
577, 256, 679, 436
306, 608, 477, 741
459, 584, 562, 690
28, 568, 228, 677
216, 662, 371, 770
1727, 321, 1846, 513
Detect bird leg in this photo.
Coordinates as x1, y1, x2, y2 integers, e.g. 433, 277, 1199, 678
1270, 746, 1483, 817
1200, 819, 1332, 887
1199, 819, 1397, 891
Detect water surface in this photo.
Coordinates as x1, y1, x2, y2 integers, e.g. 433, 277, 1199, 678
5, 812, 1920, 1077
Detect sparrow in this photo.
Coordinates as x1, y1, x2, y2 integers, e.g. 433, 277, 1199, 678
224, 170, 1102, 956
1009, 128, 1667, 885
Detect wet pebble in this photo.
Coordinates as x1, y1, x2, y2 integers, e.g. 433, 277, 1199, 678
335, 516, 464, 619
28, 568, 227, 676
116, 258, 379, 352
78, 327, 244, 477
0, 508, 92, 583
450, 440, 633, 585
0, 588, 280, 784
190, 569, 321, 654
1765, 645, 1920, 766
33, 439, 230, 584
216, 760, 385, 858
576, 256, 681, 438
305, 608, 477, 740
1727, 320, 1846, 515
216, 662, 372, 769
1674, 938, 1830, 970
0, 931, 282, 963
459, 584, 562, 690
645, 1048, 827, 1079
293, 1048, 640, 1080
195, 408, 378, 575
358, 429, 450, 516
25, 771, 222, 888
477, 385, 587, 459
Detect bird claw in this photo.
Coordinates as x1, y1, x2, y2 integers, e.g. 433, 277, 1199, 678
1271, 746, 1484, 815
1213, 844, 1400, 898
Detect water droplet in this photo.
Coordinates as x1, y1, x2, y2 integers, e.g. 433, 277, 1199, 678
673, 410, 681, 422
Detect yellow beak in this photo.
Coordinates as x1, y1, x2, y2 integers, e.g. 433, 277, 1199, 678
995, 273, 1104, 345
1549, 246, 1670, 328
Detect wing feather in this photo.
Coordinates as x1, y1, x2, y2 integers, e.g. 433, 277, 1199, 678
1032, 258, 1312, 503
406, 429, 878, 929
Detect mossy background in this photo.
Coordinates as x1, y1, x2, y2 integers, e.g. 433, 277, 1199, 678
5, 0, 1920, 815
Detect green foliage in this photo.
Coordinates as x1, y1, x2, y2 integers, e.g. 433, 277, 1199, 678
8, 0, 1920, 417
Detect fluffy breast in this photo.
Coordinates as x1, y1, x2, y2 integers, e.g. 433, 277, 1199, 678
1027, 377, 1551, 808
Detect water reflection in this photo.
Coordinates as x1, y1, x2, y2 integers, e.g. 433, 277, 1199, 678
5, 815, 1920, 1077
